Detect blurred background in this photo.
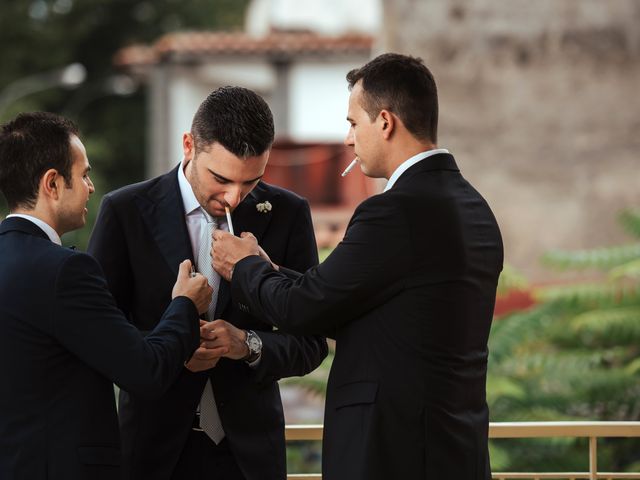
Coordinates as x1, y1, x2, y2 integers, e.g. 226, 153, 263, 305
1, 0, 639, 474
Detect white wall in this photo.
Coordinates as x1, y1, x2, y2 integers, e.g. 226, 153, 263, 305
288, 61, 359, 143
166, 75, 211, 167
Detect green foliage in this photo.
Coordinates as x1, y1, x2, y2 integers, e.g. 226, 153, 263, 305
318, 247, 332, 263
542, 243, 640, 270
286, 440, 322, 474
619, 208, 640, 238
281, 341, 334, 398
489, 208, 640, 472
497, 263, 529, 295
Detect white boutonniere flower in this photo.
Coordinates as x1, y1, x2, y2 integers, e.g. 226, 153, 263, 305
256, 201, 272, 213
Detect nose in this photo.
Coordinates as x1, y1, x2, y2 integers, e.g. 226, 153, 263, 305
344, 127, 354, 147
224, 185, 243, 209
88, 176, 95, 194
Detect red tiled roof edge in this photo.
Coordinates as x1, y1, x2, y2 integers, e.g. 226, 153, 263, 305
114, 31, 374, 66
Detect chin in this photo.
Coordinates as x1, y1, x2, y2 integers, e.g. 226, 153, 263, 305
205, 201, 225, 215
206, 207, 225, 217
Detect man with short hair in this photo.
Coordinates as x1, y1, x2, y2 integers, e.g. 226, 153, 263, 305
212, 54, 504, 479
0, 112, 211, 480
88, 86, 327, 480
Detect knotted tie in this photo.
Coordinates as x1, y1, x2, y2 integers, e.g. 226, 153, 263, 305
197, 208, 225, 444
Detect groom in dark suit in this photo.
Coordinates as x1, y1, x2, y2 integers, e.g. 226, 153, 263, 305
212, 54, 504, 479
0, 112, 211, 480
88, 87, 327, 480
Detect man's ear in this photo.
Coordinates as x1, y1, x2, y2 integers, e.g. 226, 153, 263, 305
40, 169, 62, 200
379, 109, 395, 140
182, 132, 195, 161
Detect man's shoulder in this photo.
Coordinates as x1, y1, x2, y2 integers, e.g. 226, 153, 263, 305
7, 235, 92, 278
104, 168, 177, 204
348, 190, 415, 228
358, 189, 405, 209
44, 244, 98, 270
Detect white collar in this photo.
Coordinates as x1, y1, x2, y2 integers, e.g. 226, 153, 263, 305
6, 213, 62, 245
177, 160, 201, 216
383, 148, 450, 192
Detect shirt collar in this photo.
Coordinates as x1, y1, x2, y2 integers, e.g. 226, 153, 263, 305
6, 213, 62, 245
177, 160, 201, 216
383, 148, 450, 192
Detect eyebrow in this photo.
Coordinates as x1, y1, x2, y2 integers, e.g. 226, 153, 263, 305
208, 169, 263, 184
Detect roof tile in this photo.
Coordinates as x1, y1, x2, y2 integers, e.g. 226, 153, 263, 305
115, 31, 373, 66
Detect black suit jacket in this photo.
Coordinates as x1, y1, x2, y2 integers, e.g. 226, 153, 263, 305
0, 217, 200, 480
87, 165, 327, 480
231, 154, 504, 480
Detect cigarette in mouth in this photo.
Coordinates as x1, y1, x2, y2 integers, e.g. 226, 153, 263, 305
225, 205, 235, 235
341, 158, 358, 177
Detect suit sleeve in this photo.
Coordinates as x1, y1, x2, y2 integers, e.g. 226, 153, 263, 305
249, 198, 329, 383
232, 195, 410, 336
51, 252, 200, 399
87, 195, 134, 318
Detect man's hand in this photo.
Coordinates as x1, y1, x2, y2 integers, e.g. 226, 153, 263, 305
257, 244, 279, 272
185, 320, 229, 372
184, 319, 252, 371
200, 319, 250, 360
184, 349, 221, 372
172, 260, 212, 314
212, 231, 260, 281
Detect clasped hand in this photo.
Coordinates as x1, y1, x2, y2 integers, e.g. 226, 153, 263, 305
184, 319, 250, 372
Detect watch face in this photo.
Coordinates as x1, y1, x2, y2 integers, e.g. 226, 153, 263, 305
248, 336, 261, 352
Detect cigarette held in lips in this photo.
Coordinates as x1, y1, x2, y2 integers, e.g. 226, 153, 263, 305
341, 158, 358, 177
225, 206, 235, 235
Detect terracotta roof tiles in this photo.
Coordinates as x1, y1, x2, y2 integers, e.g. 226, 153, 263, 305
115, 31, 373, 66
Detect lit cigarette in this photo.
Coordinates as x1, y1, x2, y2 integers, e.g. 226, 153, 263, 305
341, 158, 358, 177
225, 205, 235, 235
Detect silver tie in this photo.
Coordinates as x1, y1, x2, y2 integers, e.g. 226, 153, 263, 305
197, 208, 225, 444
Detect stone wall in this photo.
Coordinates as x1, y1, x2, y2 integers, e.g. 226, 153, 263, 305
380, 0, 640, 281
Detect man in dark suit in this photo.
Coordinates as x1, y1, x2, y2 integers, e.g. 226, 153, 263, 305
88, 87, 327, 480
212, 54, 504, 479
0, 112, 212, 480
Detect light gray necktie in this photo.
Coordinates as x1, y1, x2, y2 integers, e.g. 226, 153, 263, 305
197, 208, 225, 444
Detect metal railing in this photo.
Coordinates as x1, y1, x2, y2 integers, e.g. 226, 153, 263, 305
284, 422, 640, 480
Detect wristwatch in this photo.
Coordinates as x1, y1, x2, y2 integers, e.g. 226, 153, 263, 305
243, 330, 262, 363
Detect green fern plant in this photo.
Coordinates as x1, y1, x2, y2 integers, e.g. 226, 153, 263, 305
488, 207, 640, 472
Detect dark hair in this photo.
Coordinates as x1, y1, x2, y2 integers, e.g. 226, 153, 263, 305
346, 53, 439, 143
191, 86, 274, 158
0, 112, 78, 210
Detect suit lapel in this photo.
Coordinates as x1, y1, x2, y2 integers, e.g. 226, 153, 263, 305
232, 183, 277, 243
135, 166, 193, 277
131, 170, 278, 317
215, 182, 279, 315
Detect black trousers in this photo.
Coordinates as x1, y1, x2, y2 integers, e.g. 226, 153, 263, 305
171, 428, 246, 480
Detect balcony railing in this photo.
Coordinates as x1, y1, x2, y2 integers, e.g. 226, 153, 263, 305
284, 421, 640, 480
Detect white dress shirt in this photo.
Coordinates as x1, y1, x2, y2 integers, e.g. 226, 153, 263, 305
177, 162, 260, 366
6, 213, 62, 245
383, 148, 450, 192
177, 161, 229, 254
